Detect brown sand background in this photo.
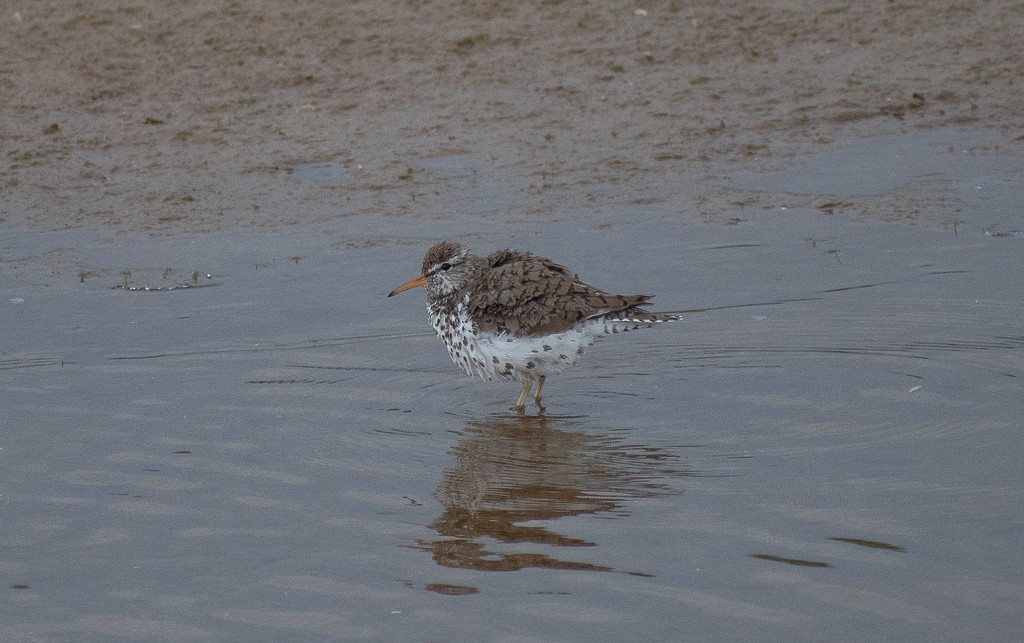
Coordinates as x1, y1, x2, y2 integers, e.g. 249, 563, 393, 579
3, 1, 1023, 234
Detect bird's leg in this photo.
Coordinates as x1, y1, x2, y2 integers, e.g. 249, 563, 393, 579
533, 375, 546, 409
515, 373, 533, 411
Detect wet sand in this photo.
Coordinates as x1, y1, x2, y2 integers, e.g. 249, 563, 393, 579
3, 2, 1024, 641
3, 1, 1023, 233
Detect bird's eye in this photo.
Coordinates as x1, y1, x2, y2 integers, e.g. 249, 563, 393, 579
440, 262, 452, 271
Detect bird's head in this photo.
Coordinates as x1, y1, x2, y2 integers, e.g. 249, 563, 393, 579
388, 241, 475, 299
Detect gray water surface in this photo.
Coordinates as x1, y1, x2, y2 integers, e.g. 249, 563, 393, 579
2, 130, 1023, 641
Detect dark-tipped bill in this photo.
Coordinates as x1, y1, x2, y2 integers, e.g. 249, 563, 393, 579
387, 274, 428, 297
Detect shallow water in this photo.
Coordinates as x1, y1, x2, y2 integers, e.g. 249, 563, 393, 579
2, 129, 1023, 641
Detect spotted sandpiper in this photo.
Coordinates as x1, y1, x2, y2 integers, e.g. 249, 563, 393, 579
388, 241, 679, 410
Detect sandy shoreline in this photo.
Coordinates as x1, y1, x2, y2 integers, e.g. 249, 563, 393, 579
3, 1, 1023, 234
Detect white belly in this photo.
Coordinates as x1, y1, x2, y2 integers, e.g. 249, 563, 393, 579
429, 299, 601, 381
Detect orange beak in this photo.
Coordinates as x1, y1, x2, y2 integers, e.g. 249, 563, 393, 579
387, 274, 428, 297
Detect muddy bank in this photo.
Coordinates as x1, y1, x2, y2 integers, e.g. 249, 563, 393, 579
3, 0, 1023, 234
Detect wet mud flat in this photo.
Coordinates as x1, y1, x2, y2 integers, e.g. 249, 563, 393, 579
4, 1, 1023, 236
3, 0, 1024, 639
2, 128, 1024, 640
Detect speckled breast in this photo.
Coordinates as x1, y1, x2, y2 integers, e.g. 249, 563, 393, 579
427, 298, 599, 382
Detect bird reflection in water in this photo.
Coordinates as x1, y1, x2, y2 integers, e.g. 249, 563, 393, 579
412, 413, 687, 575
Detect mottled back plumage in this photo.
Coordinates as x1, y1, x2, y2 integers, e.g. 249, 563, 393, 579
470, 248, 655, 335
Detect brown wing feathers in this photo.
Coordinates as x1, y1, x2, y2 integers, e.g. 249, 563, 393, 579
469, 249, 653, 336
